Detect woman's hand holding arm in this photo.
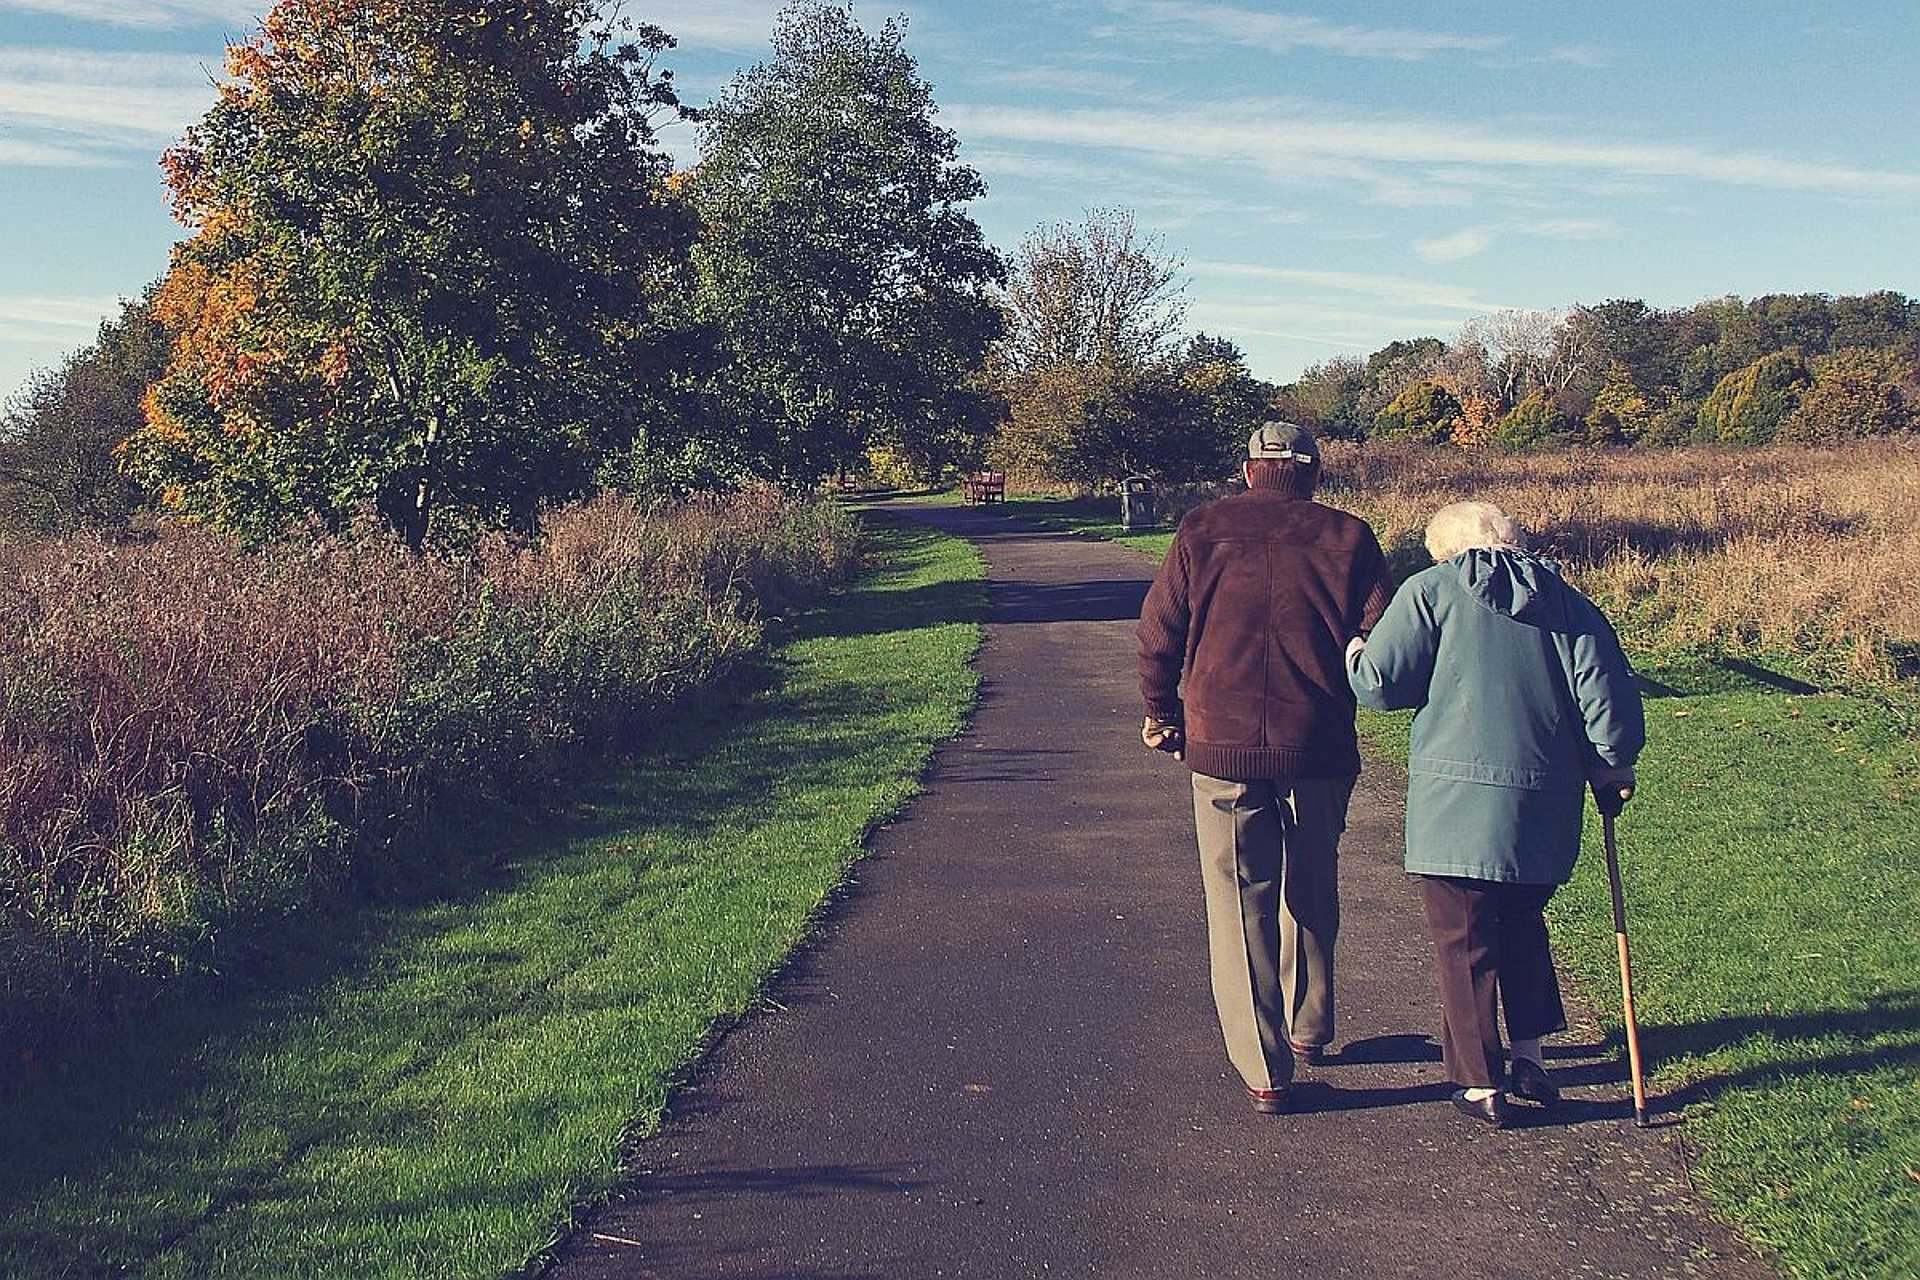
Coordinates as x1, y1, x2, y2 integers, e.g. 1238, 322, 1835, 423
1347, 581, 1439, 712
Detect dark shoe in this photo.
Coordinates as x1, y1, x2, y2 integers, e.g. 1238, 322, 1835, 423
1450, 1088, 1510, 1127
1509, 1057, 1561, 1107
1247, 1083, 1290, 1114
1289, 1041, 1327, 1066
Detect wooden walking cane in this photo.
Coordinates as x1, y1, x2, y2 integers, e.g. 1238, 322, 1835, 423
1601, 801, 1651, 1128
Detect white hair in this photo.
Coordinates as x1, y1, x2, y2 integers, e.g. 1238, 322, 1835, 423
1425, 501, 1528, 562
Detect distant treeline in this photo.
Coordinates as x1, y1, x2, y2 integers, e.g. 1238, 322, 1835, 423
6, 0, 1917, 541
1274, 292, 1920, 449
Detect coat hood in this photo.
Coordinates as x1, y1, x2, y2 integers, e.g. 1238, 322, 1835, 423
1452, 548, 1570, 626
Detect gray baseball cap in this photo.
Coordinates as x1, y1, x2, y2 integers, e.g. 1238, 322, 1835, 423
1247, 420, 1319, 463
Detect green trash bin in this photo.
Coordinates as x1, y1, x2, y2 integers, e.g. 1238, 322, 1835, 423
1120, 475, 1156, 531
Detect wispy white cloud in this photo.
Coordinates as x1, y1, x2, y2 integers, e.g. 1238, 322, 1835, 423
0, 45, 218, 166
1413, 228, 1494, 263
1520, 216, 1617, 239
1189, 261, 1516, 314
969, 146, 1308, 230
973, 63, 1138, 98
967, 147, 1121, 185
1191, 299, 1467, 343
640, 1, 783, 50
1547, 44, 1611, 67
0, 293, 120, 348
943, 101, 1920, 201
1411, 216, 1619, 263
0, 1, 254, 28
1105, 1, 1505, 62
0, 135, 110, 166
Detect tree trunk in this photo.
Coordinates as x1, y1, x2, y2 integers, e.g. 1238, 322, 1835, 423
405, 413, 443, 552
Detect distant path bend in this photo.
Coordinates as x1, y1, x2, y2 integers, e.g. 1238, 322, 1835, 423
556, 501, 1771, 1280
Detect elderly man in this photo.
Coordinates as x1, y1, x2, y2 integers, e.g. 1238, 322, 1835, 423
1137, 422, 1392, 1113
1347, 501, 1644, 1126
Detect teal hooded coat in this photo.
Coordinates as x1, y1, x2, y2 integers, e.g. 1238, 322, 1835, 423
1347, 549, 1645, 885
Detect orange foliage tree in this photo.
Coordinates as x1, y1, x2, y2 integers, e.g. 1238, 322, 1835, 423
123, 0, 692, 546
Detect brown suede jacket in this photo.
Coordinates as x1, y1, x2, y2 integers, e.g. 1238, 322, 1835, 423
1137, 480, 1392, 782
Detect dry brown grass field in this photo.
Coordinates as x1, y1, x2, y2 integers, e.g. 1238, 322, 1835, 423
1318, 441, 1920, 691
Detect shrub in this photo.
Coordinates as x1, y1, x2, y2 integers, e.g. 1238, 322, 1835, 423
1495, 391, 1574, 450
1372, 379, 1461, 443
1698, 351, 1814, 443
0, 490, 857, 1028
1584, 361, 1654, 444
1642, 399, 1701, 445
1779, 348, 1917, 441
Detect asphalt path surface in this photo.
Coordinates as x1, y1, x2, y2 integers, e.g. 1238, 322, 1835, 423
553, 501, 1771, 1280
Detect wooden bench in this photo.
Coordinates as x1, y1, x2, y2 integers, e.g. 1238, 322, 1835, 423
962, 471, 1006, 505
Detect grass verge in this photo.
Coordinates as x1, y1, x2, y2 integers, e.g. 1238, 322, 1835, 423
0, 514, 984, 1280
985, 491, 1919, 1280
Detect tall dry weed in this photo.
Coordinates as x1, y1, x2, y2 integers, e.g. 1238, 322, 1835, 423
0, 489, 858, 1021
1319, 441, 1920, 685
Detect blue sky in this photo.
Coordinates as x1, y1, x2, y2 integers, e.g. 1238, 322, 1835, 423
2, 1, 1918, 402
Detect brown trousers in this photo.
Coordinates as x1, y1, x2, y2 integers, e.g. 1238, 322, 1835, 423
1419, 875, 1569, 1089
1192, 773, 1353, 1091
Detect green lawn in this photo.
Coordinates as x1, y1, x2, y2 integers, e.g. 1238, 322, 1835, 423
984, 491, 1920, 1280
0, 516, 984, 1280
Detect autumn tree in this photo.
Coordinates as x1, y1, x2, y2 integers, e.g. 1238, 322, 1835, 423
1, 290, 168, 535
123, 0, 691, 546
1372, 379, 1460, 443
1779, 348, 1917, 440
688, 0, 1004, 485
1448, 394, 1500, 449
1583, 360, 1653, 444
1000, 209, 1187, 375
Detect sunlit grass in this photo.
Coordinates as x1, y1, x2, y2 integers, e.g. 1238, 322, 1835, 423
996, 489, 1920, 1280
0, 517, 984, 1280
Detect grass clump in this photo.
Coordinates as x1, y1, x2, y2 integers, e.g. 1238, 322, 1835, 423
0, 515, 984, 1280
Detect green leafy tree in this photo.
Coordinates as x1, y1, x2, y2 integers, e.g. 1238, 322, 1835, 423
1276, 356, 1367, 439
689, 0, 1004, 485
1779, 348, 1917, 440
1642, 399, 1701, 445
1830, 291, 1919, 353
1372, 379, 1460, 443
990, 361, 1111, 488
1697, 351, 1814, 444
988, 335, 1260, 488
1085, 366, 1223, 483
1583, 360, 1653, 444
122, 0, 691, 546
1178, 333, 1272, 467
1, 290, 168, 535
1495, 390, 1574, 449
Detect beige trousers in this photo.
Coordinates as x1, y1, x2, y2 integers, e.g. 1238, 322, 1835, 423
1192, 772, 1355, 1091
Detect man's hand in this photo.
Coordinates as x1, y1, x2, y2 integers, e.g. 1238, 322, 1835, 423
1590, 765, 1636, 818
1142, 716, 1185, 761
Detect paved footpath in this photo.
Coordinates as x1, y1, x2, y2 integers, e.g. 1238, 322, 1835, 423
555, 502, 1771, 1280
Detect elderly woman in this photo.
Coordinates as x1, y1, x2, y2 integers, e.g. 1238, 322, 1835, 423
1346, 502, 1644, 1127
